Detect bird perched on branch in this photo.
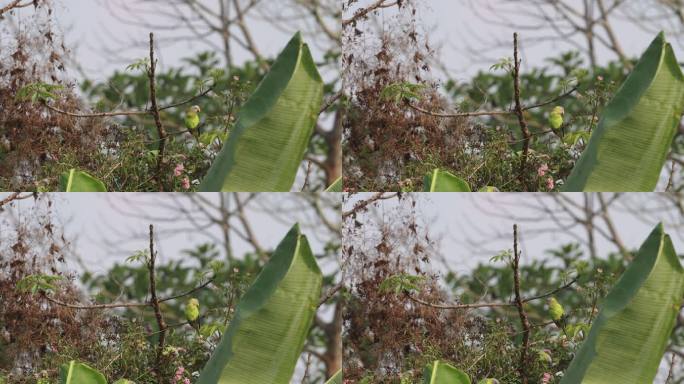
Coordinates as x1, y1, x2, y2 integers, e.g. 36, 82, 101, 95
185, 297, 200, 334
184, 105, 201, 140
548, 296, 567, 333
548, 106, 565, 138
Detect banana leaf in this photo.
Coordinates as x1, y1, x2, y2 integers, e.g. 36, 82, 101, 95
324, 370, 342, 384
198, 224, 323, 384
200, 32, 324, 192
60, 361, 107, 384
59, 169, 106, 192
563, 32, 684, 191
423, 361, 471, 384
560, 223, 684, 383
423, 169, 471, 192
324, 176, 343, 192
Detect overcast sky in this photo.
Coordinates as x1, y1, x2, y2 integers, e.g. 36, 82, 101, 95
348, 193, 684, 274
348, 0, 684, 80
0, 193, 340, 276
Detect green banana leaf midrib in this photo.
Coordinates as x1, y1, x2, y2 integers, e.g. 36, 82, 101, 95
197, 225, 322, 384
563, 33, 684, 191
560, 225, 684, 384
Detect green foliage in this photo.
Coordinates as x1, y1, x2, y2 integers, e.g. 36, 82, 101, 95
561, 224, 684, 383
60, 361, 106, 384
430, 50, 630, 191
489, 57, 513, 73
32, 52, 265, 192
379, 274, 426, 295
15, 83, 64, 104
59, 169, 107, 192
380, 82, 427, 104
125, 57, 150, 73
422, 361, 471, 384
563, 32, 684, 191
15, 274, 65, 295
197, 224, 322, 384
422, 169, 471, 192
199, 32, 324, 192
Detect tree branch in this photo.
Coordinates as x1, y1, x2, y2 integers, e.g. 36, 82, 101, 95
513, 224, 531, 384
148, 224, 167, 383
147, 33, 168, 192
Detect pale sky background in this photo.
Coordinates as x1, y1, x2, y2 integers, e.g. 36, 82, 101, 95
0, 193, 339, 275
348, 0, 684, 80
348, 193, 684, 273
7, 0, 335, 82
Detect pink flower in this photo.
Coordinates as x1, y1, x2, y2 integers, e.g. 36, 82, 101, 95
537, 163, 549, 177
546, 177, 555, 190
181, 177, 191, 190
183, 379, 190, 384
541, 372, 552, 383
174, 164, 185, 177
172, 366, 185, 384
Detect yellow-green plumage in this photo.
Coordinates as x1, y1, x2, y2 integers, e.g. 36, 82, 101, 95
185, 105, 201, 139
185, 298, 200, 333
549, 106, 564, 130
548, 297, 564, 321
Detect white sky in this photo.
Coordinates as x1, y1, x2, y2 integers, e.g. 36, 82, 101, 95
348, 0, 684, 80
347, 193, 684, 275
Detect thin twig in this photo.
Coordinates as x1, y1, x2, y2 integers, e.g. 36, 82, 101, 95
667, 352, 676, 383
513, 33, 532, 191
0, 192, 34, 208
43, 279, 214, 310
44, 87, 213, 119
406, 87, 577, 119
513, 224, 531, 384
406, 278, 576, 310
318, 280, 344, 307
148, 224, 167, 383
342, 192, 398, 219
341, 0, 398, 27
0, 0, 32, 17
319, 91, 342, 114
301, 161, 313, 192
147, 33, 168, 192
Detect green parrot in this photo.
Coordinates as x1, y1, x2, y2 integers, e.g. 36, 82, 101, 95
548, 106, 565, 137
184, 105, 201, 139
538, 349, 553, 365
477, 379, 500, 384
185, 297, 200, 334
548, 296, 567, 332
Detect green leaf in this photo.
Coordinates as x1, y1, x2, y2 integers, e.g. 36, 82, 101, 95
112, 380, 135, 384
324, 370, 342, 384
59, 169, 106, 192
560, 223, 684, 384
324, 176, 342, 192
60, 361, 107, 384
198, 224, 323, 384
200, 32, 324, 192
563, 32, 684, 191
423, 169, 471, 192
423, 361, 471, 384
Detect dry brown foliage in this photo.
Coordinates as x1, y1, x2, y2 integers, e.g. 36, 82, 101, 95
343, 195, 490, 382
342, 1, 471, 191
0, 196, 109, 381
0, 1, 108, 190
